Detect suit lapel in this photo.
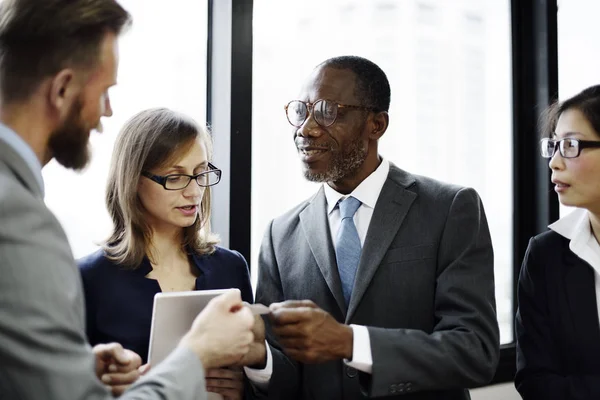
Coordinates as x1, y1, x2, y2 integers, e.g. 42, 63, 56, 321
563, 244, 600, 356
299, 187, 347, 314
346, 165, 417, 322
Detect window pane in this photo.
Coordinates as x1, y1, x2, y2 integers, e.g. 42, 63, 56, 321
43, 0, 208, 259
558, 0, 600, 217
252, 0, 513, 344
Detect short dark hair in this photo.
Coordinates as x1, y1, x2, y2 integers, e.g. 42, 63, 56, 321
318, 55, 391, 112
541, 84, 600, 139
0, 0, 132, 104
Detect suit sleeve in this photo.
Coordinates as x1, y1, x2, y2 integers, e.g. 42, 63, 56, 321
0, 181, 207, 400
360, 187, 500, 396
515, 237, 600, 400
250, 220, 302, 400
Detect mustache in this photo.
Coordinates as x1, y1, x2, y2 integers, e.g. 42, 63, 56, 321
294, 139, 331, 150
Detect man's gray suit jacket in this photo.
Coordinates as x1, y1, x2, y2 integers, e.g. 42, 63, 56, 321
0, 138, 207, 400
255, 162, 500, 400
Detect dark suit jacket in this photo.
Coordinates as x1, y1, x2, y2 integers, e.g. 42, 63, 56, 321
515, 230, 600, 400
254, 163, 500, 400
79, 247, 253, 363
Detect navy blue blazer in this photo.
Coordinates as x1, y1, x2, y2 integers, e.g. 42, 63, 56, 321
78, 246, 253, 363
515, 230, 600, 400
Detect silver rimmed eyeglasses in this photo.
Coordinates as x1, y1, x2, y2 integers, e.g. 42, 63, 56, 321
284, 99, 376, 128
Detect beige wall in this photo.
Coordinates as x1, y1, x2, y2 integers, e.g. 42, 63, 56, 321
471, 383, 520, 400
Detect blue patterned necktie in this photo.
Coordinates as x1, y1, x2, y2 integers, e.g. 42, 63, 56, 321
335, 196, 362, 306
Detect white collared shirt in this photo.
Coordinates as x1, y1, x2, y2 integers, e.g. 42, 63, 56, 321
244, 159, 389, 386
549, 208, 600, 324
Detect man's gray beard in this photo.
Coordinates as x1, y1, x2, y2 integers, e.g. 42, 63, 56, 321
302, 138, 367, 183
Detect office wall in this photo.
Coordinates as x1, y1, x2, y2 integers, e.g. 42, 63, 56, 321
471, 383, 519, 400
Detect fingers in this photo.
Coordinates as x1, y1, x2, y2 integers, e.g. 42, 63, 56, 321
93, 342, 140, 368
138, 363, 151, 375
236, 305, 255, 329
269, 300, 317, 311
205, 377, 244, 390
251, 315, 266, 341
100, 368, 140, 386
270, 306, 316, 325
205, 368, 244, 380
272, 323, 308, 339
106, 384, 131, 397
211, 289, 242, 312
206, 386, 243, 400
205, 368, 244, 399
93, 342, 124, 362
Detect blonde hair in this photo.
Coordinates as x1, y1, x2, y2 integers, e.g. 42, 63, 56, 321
104, 108, 219, 268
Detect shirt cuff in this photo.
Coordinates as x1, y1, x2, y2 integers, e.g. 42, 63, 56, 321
243, 340, 272, 390
344, 324, 373, 374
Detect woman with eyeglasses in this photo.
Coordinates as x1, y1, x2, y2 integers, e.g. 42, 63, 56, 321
78, 108, 252, 399
515, 85, 600, 400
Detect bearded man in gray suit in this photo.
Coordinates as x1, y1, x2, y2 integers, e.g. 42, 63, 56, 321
245, 56, 500, 399
0, 1, 256, 399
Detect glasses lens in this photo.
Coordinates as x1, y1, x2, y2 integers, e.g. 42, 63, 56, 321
286, 101, 307, 127
197, 171, 221, 187
314, 100, 337, 127
540, 138, 554, 158
165, 175, 191, 190
560, 138, 579, 158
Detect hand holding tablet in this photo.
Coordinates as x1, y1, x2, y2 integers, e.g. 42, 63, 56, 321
148, 289, 272, 369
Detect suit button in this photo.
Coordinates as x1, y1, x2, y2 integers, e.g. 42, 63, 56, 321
346, 366, 357, 378
390, 384, 397, 394
406, 382, 413, 392
397, 383, 405, 393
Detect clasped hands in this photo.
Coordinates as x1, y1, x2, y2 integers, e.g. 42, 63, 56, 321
92, 299, 346, 397
268, 300, 354, 364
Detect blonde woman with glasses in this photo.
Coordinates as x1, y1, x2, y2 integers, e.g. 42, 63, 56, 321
79, 108, 252, 399
515, 85, 600, 400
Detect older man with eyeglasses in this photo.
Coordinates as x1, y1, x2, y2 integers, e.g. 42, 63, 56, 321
244, 55, 500, 400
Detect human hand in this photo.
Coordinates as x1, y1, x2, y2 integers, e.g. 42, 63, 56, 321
235, 314, 267, 368
270, 300, 353, 364
180, 290, 254, 369
92, 343, 144, 396
206, 367, 244, 400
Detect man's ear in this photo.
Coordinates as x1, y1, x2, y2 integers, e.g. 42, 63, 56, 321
369, 111, 389, 140
48, 69, 77, 114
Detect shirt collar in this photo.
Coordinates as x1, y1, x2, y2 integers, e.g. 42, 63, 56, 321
549, 208, 592, 256
324, 158, 390, 214
0, 122, 45, 196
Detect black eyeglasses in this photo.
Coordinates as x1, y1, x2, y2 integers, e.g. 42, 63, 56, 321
284, 99, 376, 128
142, 162, 222, 190
540, 137, 600, 159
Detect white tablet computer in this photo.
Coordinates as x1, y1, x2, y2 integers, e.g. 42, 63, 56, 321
148, 288, 235, 365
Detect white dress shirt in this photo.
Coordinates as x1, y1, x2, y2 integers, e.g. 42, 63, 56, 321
0, 122, 44, 196
245, 159, 390, 385
549, 208, 600, 325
